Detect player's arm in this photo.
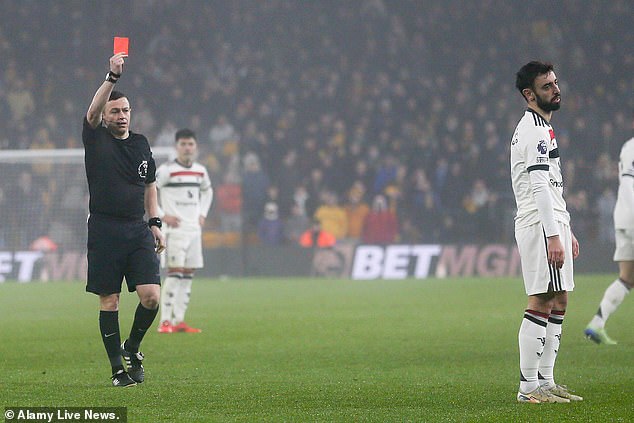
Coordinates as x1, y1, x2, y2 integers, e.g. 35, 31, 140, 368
524, 127, 564, 267
199, 171, 213, 227
571, 230, 579, 259
86, 53, 126, 128
145, 182, 166, 253
529, 168, 565, 267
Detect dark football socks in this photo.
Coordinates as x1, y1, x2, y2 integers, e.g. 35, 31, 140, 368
125, 303, 159, 353
99, 310, 124, 373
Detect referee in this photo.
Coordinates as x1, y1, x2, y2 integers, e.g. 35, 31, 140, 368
83, 52, 165, 387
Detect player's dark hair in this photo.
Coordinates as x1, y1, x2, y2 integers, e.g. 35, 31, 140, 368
515, 61, 554, 102
108, 90, 127, 102
175, 128, 197, 142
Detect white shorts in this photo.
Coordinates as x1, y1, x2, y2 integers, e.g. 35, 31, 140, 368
515, 221, 574, 296
163, 229, 204, 269
614, 228, 634, 261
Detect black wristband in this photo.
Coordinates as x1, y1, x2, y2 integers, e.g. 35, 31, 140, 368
106, 71, 120, 83
148, 217, 162, 229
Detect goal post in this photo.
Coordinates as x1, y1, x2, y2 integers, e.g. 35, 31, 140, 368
0, 147, 174, 253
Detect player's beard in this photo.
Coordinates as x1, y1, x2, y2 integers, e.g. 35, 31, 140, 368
536, 93, 561, 112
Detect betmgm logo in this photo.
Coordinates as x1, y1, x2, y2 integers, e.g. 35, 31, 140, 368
351, 244, 521, 280
352, 245, 441, 279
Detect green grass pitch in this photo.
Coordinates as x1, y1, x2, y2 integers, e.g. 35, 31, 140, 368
1, 275, 632, 422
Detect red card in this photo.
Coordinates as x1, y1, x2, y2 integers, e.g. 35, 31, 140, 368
113, 37, 129, 55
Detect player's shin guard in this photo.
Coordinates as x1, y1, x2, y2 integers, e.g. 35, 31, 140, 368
519, 309, 548, 394
99, 310, 124, 373
126, 303, 159, 353
173, 274, 193, 324
539, 310, 564, 388
160, 273, 181, 324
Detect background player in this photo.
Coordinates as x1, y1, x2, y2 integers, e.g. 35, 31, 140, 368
585, 137, 634, 344
511, 61, 582, 403
84, 52, 165, 387
156, 128, 213, 333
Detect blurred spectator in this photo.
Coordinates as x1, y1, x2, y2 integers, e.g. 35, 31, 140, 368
344, 182, 370, 241
568, 190, 592, 241
257, 202, 284, 245
313, 190, 348, 240
406, 167, 442, 242
215, 172, 243, 233
299, 219, 336, 248
154, 121, 178, 147
362, 194, 399, 244
7, 79, 34, 123
241, 152, 270, 230
463, 178, 497, 240
284, 203, 311, 244
208, 115, 237, 157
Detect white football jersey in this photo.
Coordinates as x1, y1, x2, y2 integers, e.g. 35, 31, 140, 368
614, 137, 634, 229
156, 160, 213, 232
510, 109, 570, 229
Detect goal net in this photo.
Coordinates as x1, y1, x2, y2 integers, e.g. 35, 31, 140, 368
0, 147, 174, 253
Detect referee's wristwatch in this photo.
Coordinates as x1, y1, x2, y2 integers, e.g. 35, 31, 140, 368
105, 71, 120, 83
148, 217, 162, 229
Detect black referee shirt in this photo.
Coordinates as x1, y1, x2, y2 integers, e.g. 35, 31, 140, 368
82, 117, 156, 220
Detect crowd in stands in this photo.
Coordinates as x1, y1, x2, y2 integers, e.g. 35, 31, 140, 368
1, 0, 633, 250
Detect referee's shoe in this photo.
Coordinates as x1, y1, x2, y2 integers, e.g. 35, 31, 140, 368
121, 342, 145, 383
111, 369, 136, 387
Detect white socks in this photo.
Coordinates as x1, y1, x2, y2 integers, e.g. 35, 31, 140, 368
173, 274, 193, 324
160, 273, 181, 324
160, 272, 193, 325
539, 310, 564, 389
518, 309, 548, 393
589, 279, 630, 329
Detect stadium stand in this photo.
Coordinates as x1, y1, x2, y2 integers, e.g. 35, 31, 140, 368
0, 0, 632, 249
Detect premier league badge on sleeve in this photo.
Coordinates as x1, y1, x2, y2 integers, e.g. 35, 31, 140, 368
138, 160, 148, 179
537, 140, 547, 154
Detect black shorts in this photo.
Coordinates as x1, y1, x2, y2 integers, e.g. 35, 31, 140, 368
86, 214, 160, 295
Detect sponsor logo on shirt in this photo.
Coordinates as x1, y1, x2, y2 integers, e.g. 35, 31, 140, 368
550, 179, 564, 188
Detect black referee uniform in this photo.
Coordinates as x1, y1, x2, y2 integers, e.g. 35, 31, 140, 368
83, 117, 160, 294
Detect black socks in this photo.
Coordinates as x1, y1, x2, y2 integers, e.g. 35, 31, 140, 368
125, 303, 159, 353
99, 310, 123, 373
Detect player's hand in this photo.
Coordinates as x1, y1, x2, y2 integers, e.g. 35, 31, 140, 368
571, 232, 580, 259
151, 226, 166, 254
109, 53, 127, 75
199, 216, 206, 227
163, 215, 180, 228
547, 235, 564, 269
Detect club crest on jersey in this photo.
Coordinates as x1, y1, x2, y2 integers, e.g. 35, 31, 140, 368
537, 140, 547, 154
138, 160, 148, 179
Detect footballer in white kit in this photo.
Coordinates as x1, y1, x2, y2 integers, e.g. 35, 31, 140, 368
511, 61, 582, 404
511, 108, 573, 295
585, 137, 634, 344
156, 129, 212, 333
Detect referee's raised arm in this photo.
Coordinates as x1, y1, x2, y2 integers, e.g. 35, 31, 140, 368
86, 53, 126, 128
